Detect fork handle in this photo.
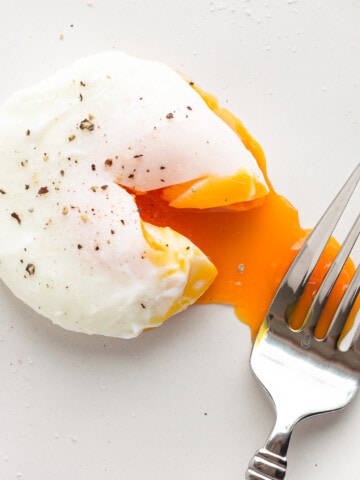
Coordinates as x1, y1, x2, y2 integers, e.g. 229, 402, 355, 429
245, 419, 293, 479
245, 447, 287, 480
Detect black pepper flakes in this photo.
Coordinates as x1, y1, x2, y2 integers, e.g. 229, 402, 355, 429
80, 118, 95, 131
25, 184, 30, 190
38, 186, 49, 195
133, 154, 143, 159
79, 93, 83, 102
91, 164, 96, 171
104, 158, 113, 167
11, 212, 21, 224
80, 80, 86, 87
101, 185, 108, 190
68, 134, 76, 142
25, 263, 36, 275
0, 188, 6, 194
186, 105, 193, 111
141, 303, 146, 309
26, 129, 31, 136
166, 112, 174, 119
77, 244, 83, 250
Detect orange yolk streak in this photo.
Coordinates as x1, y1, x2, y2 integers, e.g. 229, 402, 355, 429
136, 85, 356, 339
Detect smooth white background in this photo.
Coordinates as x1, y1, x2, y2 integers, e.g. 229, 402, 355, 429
0, 1, 359, 479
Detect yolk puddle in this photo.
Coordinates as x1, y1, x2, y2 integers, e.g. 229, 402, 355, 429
136, 85, 356, 339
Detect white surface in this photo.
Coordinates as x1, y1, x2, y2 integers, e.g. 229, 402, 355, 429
0, 1, 359, 479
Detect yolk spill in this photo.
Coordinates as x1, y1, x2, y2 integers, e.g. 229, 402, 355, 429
136, 85, 356, 339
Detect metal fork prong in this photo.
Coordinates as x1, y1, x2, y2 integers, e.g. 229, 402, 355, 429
347, 265, 360, 352
304, 213, 360, 332
350, 305, 360, 356
269, 163, 360, 318
326, 265, 360, 345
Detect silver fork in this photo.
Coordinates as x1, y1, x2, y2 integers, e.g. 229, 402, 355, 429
245, 163, 360, 480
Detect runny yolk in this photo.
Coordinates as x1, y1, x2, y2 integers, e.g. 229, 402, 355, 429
136, 85, 356, 339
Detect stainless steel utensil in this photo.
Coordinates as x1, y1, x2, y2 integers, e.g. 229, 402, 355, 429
245, 164, 360, 480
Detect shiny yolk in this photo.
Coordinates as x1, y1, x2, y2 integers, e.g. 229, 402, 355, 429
161, 170, 269, 210
136, 84, 356, 339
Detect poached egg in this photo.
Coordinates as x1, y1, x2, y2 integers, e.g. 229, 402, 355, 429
0, 51, 268, 338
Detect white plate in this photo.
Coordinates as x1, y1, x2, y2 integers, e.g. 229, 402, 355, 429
0, 1, 359, 478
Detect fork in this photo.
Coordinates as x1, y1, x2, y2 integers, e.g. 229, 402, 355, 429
245, 163, 360, 480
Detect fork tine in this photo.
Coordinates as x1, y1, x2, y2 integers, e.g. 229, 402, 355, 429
304, 213, 360, 332
326, 265, 360, 345
350, 303, 360, 355
269, 163, 360, 318
346, 265, 360, 352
